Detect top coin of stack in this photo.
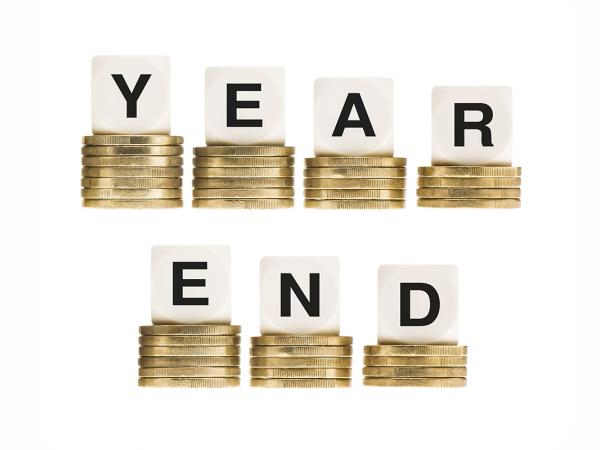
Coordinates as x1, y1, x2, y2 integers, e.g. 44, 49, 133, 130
81, 135, 184, 208
192, 146, 295, 209
362, 344, 467, 387
249, 335, 353, 388
138, 324, 242, 388
304, 157, 407, 209
416, 166, 522, 208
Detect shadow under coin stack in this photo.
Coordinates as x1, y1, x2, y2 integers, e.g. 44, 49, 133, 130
81, 135, 184, 208
191, 146, 295, 209
416, 166, 522, 208
138, 324, 241, 388
304, 157, 407, 209
249, 335, 353, 388
362, 344, 468, 387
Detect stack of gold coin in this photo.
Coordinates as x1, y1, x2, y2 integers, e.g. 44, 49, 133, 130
303, 156, 407, 209
417, 166, 522, 208
249, 335, 353, 388
81, 135, 184, 208
363, 344, 468, 387
138, 324, 241, 388
192, 146, 295, 209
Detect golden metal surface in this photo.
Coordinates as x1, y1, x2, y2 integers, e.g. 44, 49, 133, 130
81, 177, 182, 189
363, 355, 467, 366
138, 377, 239, 388
250, 345, 352, 357
417, 198, 521, 208
139, 346, 240, 357
251, 335, 352, 346
192, 188, 294, 199
82, 145, 183, 156
418, 176, 521, 188
363, 377, 466, 387
250, 368, 351, 378
305, 157, 406, 167
305, 167, 406, 178
192, 198, 293, 209
139, 335, 240, 346
193, 177, 294, 189
250, 378, 351, 388
82, 156, 183, 167
305, 199, 405, 209
140, 324, 241, 336
82, 199, 182, 208
193, 167, 293, 178
362, 367, 467, 377
194, 146, 294, 157
418, 166, 521, 177
417, 187, 521, 198
139, 367, 240, 377
365, 345, 468, 356
82, 166, 182, 178
193, 156, 294, 168
304, 178, 406, 189
305, 189, 405, 200
81, 188, 181, 199
83, 135, 183, 145
138, 356, 240, 368
250, 357, 352, 368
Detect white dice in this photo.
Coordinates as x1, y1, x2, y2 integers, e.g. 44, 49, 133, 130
205, 66, 285, 146
92, 55, 170, 135
314, 78, 393, 156
432, 86, 512, 166
260, 256, 340, 335
378, 265, 458, 345
151, 246, 231, 325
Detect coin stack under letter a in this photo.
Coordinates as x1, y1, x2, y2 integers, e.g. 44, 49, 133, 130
305, 77, 407, 209
82, 55, 183, 208
363, 265, 468, 387
251, 256, 352, 387
139, 246, 241, 387
192, 67, 294, 209
418, 86, 521, 208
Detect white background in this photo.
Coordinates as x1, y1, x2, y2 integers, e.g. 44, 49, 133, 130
1, 1, 596, 449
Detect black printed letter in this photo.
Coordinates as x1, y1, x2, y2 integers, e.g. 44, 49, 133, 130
280, 273, 320, 317
400, 283, 440, 326
173, 262, 208, 306
332, 93, 375, 137
227, 83, 262, 127
454, 103, 494, 147
111, 74, 151, 118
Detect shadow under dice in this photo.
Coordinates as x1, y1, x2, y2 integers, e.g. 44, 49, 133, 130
92, 55, 171, 135
260, 256, 340, 335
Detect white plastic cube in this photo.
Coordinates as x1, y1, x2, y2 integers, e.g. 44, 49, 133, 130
378, 265, 458, 345
314, 78, 393, 156
260, 256, 339, 335
151, 246, 231, 325
432, 86, 512, 166
205, 66, 285, 145
92, 55, 170, 134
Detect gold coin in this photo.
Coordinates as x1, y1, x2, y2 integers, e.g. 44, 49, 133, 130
305, 156, 406, 167
305, 189, 405, 200
81, 177, 182, 189
82, 156, 183, 167
192, 188, 294, 199
364, 345, 468, 356
251, 368, 351, 378
192, 198, 293, 209
362, 367, 467, 377
363, 356, 467, 366
305, 167, 406, 178
251, 335, 353, 346
304, 178, 406, 189
305, 199, 405, 209
193, 177, 294, 189
81, 188, 182, 199
138, 377, 239, 388
417, 198, 521, 208
82, 167, 182, 178
139, 367, 240, 377
363, 377, 466, 387
418, 177, 521, 188
418, 166, 521, 177
82, 145, 183, 156
83, 199, 182, 208
138, 356, 240, 368
417, 187, 521, 198
194, 146, 295, 157
250, 346, 352, 357
140, 324, 241, 336
139, 346, 240, 357
193, 167, 293, 178
193, 156, 294, 168
139, 335, 240, 346
83, 135, 183, 145
250, 357, 352, 368
251, 378, 350, 388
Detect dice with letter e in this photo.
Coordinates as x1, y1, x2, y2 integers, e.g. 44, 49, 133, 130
92, 55, 170, 134
378, 265, 458, 344
260, 256, 339, 335
314, 78, 393, 156
205, 66, 285, 146
432, 86, 512, 166
151, 246, 230, 324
